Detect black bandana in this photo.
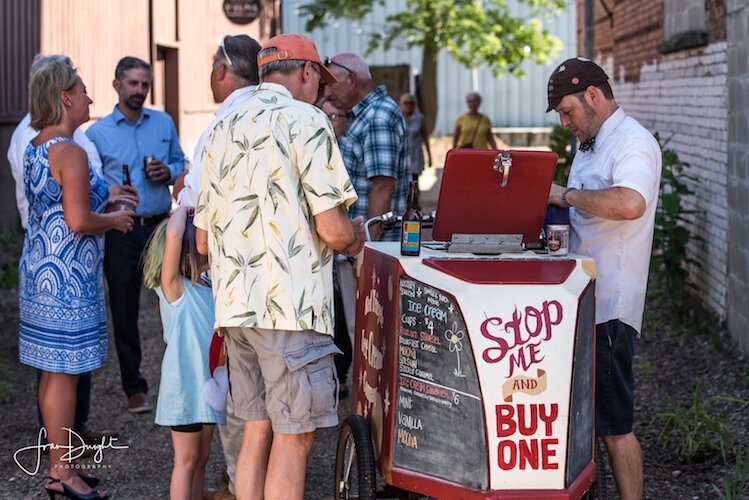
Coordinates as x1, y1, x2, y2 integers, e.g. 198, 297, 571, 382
579, 137, 595, 152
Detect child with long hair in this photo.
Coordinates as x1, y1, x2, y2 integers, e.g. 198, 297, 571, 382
143, 206, 225, 500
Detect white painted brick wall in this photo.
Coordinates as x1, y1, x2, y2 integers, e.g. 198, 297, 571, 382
601, 42, 729, 321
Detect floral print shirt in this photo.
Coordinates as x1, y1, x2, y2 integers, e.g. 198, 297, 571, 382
195, 83, 357, 335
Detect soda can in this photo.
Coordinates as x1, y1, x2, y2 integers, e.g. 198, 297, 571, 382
143, 155, 155, 172
546, 224, 569, 256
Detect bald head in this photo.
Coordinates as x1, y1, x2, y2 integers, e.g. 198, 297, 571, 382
323, 52, 376, 111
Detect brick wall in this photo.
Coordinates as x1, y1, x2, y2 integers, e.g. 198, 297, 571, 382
578, 0, 732, 323
578, 0, 726, 81
606, 43, 729, 320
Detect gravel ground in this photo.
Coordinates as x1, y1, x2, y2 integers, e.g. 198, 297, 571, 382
1, 166, 748, 499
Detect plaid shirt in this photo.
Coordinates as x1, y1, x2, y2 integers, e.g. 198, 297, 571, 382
339, 85, 410, 241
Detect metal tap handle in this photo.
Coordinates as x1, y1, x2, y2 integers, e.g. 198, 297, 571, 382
364, 211, 395, 241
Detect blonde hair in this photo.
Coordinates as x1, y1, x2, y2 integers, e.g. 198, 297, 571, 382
142, 215, 208, 290
142, 220, 168, 289
29, 54, 78, 130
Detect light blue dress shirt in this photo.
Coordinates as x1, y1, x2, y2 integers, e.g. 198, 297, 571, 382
86, 105, 185, 217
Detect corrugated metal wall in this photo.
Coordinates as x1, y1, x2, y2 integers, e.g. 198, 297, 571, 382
39, 0, 152, 121
0, 0, 282, 229
1, 0, 41, 122
282, 0, 577, 135
0, 0, 41, 228
178, 0, 280, 155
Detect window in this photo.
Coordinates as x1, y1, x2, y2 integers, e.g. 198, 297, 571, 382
659, 0, 708, 53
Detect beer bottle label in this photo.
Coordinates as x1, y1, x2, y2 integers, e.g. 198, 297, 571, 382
401, 221, 421, 253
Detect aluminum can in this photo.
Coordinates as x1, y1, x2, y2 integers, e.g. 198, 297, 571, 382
143, 155, 155, 172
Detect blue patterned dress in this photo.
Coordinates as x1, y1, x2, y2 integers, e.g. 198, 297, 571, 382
19, 137, 110, 374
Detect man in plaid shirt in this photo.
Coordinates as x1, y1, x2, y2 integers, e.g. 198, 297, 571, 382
324, 53, 410, 241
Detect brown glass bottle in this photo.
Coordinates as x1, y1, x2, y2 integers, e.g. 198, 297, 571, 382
400, 181, 422, 256
121, 165, 131, 186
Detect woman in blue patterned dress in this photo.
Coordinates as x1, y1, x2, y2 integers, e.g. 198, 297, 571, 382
18, 55, 135, 500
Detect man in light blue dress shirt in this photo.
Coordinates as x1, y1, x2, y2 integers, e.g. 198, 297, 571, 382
87, 56, 184, 414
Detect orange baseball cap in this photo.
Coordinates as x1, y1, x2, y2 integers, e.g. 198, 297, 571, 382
258, 34, 338, 85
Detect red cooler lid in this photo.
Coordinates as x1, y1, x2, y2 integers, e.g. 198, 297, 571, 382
432, 149, 557, 243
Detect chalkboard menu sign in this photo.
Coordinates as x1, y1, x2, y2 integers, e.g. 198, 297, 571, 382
394, 277, 488, 489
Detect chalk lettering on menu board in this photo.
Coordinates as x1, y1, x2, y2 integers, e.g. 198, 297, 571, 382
480, 300, 564, 377
394, 277, 488, 490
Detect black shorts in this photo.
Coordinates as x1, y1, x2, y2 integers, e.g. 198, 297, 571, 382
595, 319, 637, 436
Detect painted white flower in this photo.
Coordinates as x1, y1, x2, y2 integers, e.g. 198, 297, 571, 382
444, 322, 464, 353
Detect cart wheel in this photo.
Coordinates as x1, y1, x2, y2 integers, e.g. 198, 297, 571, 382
585, 438, 608, 500
335, 414, 377, 500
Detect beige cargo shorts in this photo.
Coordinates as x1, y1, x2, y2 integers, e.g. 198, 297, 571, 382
223, 327, 342, 434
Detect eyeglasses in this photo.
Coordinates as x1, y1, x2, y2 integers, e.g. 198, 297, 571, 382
217, 37, 233, 66
324, 56, 354, 75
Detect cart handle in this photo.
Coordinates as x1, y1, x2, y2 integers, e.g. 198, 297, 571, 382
364, 211, 434, 242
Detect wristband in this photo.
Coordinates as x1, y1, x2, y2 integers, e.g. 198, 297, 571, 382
561, 187, 576, 208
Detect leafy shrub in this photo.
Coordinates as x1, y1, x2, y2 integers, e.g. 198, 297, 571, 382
650, 133, 702, 308
547, 124, 574, 185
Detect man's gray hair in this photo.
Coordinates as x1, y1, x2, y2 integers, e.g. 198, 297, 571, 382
216, 35, 261, 85
335, 53, 372, 82
257, 47, 321, 81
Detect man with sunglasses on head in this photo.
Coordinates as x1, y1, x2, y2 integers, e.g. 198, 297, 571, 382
324, 53, 410, 241
195, 34, 363, 500
175, 35, 261, 210
173, 35, 261, 500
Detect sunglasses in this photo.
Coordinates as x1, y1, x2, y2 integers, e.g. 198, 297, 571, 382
324, 56, 354, 75
217, 37, 233, 66
309, 63, 327, 100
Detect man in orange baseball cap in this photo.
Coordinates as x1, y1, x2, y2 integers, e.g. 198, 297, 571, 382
258, 34, 337, 84
195, 32, 362, 500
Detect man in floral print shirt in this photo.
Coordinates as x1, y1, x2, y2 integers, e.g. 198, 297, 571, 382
195, 34, 363, 500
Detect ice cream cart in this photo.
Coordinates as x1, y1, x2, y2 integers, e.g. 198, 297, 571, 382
334, 149, 598, 500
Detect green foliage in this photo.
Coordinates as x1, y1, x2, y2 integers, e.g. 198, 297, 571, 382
650, 132, 702, 308
0, 266, 18, 290
548, 124, 574, 185
712, 441, 749, 500
656, 379, 749, 461
298, 0, 565, 77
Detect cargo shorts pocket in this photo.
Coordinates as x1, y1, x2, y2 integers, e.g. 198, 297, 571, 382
283, 340, 342, 421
